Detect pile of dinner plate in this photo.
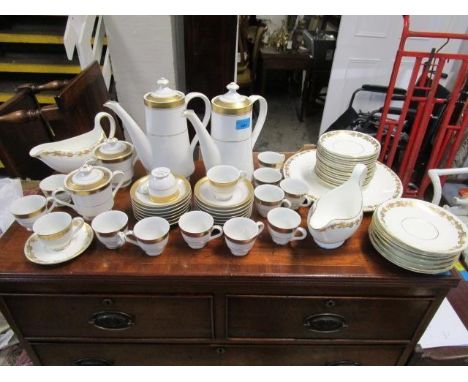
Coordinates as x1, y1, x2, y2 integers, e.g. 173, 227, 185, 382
193, 177, 254, 225
130, 175, 192, 225
369, 198, 468, 274
315, 130, 381, 187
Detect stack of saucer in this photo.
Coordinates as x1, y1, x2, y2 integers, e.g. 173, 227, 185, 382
369, 198, 468, 274
315, 130, 380, 187
130, 175, 191, 225
193, 177, 254, 225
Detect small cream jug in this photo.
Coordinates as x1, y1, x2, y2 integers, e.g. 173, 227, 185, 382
184, 82, 268, 179
53, 163, 125, 220
307, 164, 367, 249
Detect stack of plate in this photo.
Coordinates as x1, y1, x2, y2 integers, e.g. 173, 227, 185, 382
193, 177, 254, 225
315, 130, 381, 187
369, 198, 468, 274
130, 175, 192, 225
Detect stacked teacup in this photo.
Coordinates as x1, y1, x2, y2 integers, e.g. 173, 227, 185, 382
194, 165, 254, 225
315, 130, 380, 187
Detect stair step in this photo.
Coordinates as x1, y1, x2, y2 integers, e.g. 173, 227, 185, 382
0, 91, 55, 104
0, 53, 80, 74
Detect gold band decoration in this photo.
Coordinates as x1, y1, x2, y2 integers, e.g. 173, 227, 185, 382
225, 235, 257, 245
136, 232, 169, 244
268, 222, 296, 234
180, 228, 212, 238
13, 204, 46, 219
212, 97, 252, 116
38, 224, 71, 241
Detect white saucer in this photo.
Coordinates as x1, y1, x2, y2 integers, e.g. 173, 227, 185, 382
24, 223, 94, 265
194, 177, 254, 209
130, 176, 191, 208
283, 149, 402, 212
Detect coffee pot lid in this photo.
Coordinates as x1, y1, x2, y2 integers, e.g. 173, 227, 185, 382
94, 138, 133, 163
144, 78, 185, 109
66, 163, 111, 193
212, 83, 252, 115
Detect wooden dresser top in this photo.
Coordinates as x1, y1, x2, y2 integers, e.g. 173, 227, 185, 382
0, 159, 459, 289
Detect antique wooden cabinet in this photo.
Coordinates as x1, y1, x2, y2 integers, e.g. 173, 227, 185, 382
0, 162, 459, 365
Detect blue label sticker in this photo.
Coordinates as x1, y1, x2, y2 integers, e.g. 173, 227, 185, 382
236, 118, 251, 130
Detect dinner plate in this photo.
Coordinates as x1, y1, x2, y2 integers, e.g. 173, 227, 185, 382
194, 200, 253, 218
283, 149, 402, 212
374, 198, 468, 254
318, 130, 381, 159
24, 223, 94, 265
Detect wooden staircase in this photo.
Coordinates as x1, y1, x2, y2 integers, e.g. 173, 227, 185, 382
0, 16, 80, 104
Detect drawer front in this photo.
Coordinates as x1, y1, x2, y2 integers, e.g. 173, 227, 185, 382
4, 295, 213, 339
32, 342, 405, 365
227, 295, 431, 340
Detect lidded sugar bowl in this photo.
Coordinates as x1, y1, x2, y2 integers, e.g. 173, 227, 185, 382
53, 162, 124, 220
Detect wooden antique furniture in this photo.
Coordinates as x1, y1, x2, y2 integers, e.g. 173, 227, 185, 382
259, 47, 313, 121
0, 158, 460, 365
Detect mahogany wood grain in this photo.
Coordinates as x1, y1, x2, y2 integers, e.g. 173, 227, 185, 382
32, 342, 405, 366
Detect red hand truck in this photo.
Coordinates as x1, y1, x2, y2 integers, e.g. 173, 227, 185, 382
376, 16, 468, 198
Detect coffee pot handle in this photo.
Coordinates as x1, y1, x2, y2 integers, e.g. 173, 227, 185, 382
111, 171, 125, 198
185, 92, 212, 154
52, 187, 78, 212
248, 95, 268, 149
94, 112, 116, 139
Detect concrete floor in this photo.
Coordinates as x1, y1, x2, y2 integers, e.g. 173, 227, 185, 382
254, 93, 322, 153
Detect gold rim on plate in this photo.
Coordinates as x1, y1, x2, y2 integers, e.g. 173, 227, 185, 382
194, 177, 254, 209
130, 175, 191, 208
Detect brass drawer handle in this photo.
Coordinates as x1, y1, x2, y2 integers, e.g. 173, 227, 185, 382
74, 358, 114, 366
88, 311, 135, 331
303, 313, 347, 333
326, 360, 361, 366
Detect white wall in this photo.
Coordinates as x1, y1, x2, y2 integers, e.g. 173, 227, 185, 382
104, 16, 178, 129
320, 15, 468, 134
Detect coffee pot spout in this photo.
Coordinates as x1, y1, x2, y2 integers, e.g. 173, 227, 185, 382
183, 110, 221, 170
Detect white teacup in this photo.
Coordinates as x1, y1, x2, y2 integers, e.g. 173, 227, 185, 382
10, 194, 55, 231
253, 167, 282, 187
92, 210, 128, 249
280, 178, 313, 210
33, 212, 84, 251
39, 174, 71, 204
223, 217, 264, 256
254, 184, 292, 218
125, 217, 170, 256
178, 211, 223, 249
258, 151, 286, 169
207, 165, 246, 201
267, 207, 307, 245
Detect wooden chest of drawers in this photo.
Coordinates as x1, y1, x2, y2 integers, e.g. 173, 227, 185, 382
0, 161, 459, 365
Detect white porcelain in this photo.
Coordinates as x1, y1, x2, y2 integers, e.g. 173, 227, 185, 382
207, 165, 246, 201
319, 130, 380, 158
105, 78, 211, 177
33, 212, 84, 251
91, 210, 128, 249
10, 194, 55, 231
92, 113, 136, 187
258, 151, 286, 169
147, 167, 179, 201
125, 217, 170, 256
279, 178, 312, 210
39, 174, 71, 203
307, 164, 366, 249
253, 167, 282, 187
29, 115, 113, 173
52, 163, 125, 220
183, 82, 268, 179
254, 184, 292, 218
282, 149, 402, 212
178, 211, 223, 249
223, 217, 264, 256
132, 175, 191, 208
267, 207, 307, 245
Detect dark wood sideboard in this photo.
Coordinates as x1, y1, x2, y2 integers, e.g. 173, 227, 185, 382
0, 160, 460, 366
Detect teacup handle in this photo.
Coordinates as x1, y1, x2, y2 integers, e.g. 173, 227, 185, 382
290, 227, 307, 242
52, 188, 78, 212
239, 170, 248, 179
117, 232, 126, 248
111, 170, 125, 198
256, 221, 265, 235
125, 230, 140, 247
209, 225, 223, 241
71, 217, 84, 236
280, 199, 292, 208
45, 196, 57, 212
300, 195, 313, 208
